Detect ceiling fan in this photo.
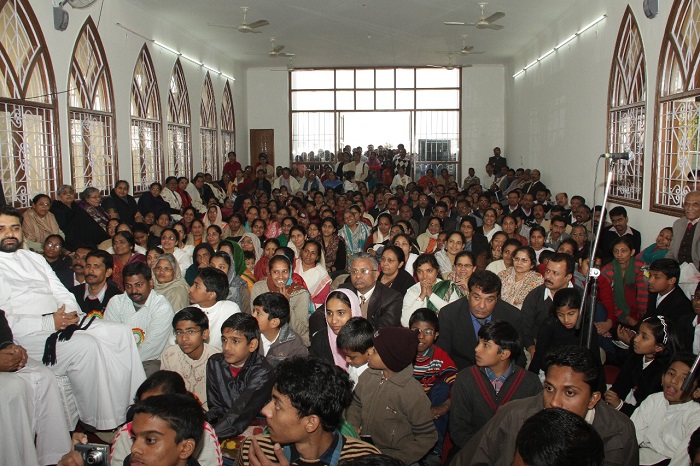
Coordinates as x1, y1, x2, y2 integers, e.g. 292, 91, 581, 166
445, 2, 505, 30
428, 54, 473, 70
455, 34, 485, 55
272, 58, 297, 72
267, 37, 295, 57
209, 6, 269, 33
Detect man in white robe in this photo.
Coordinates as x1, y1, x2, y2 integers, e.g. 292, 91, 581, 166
0, 206, 146, 431
1, 309, 71, 466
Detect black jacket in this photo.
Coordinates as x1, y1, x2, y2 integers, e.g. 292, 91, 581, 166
339, 282, 402, 329
379, 269, 416, 297
70, 282, 123, 317
309, 328, 334, 363
646, 286, 694, 326
102, 192, 140, 225
437, 297, 525, 370
206, 351, 274, 439
608, 353, 664, 417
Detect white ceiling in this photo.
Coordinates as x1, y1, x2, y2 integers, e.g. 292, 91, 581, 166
130, 0, 584, 69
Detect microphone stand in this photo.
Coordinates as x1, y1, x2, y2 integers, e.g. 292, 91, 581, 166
579, 158, 616, 350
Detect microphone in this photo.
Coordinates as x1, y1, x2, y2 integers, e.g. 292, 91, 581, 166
600, 151, 635, 161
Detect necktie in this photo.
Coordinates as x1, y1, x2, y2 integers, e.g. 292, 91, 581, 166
359, 294, 369, 318
476, 318, 486, 326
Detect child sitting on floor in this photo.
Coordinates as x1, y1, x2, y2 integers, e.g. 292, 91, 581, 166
250, 291, 307, 367
336, 317, 374, 386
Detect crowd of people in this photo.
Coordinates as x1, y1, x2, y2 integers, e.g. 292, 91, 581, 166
4, 144, 700, 466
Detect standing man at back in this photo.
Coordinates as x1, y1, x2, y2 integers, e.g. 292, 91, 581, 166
666, 191, 700, 295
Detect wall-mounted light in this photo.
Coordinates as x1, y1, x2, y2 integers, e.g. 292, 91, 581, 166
512, 15, 607, 78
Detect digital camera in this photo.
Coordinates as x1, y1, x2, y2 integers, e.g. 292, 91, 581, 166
75, 443, 109, 466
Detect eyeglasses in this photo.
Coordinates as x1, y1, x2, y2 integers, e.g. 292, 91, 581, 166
349, 268, 377, 276
45, 242, 63, 249
35, 202, 50, 207
455, 263, 474, 268
161, 235, 177, 241
411, 328, 436, 336
693, 295, 700, 301
174, 329, 201, 338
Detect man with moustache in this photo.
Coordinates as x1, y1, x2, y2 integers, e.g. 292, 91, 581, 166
104, 261, 174, 376
0, 205, 145, 431
70, 249, 121, 317
56, 245, 92, 290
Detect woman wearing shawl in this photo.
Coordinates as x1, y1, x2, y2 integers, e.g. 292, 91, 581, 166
251, 254, 312, 346
498, 246, 544, 310
210, 250, 251, 316
202, 205, 227, 230
239, 231, 263, 262
255, 238, 280, 282
338, 207, 370, 264
417, 217, 442, 254
158, 227, 192, 276
637, 227, 672, 265
295, 240, 332, 308
320, 218, 347, 274
401, 254, 464, 327
69, 187, 110, 249
153, 254, 190, 312
175, 177, 193, 210
111, 231, 147, 291
600, 236, 648, 327
102, 180, 141, 225
22, 194, 64, 252
364, 212, 393, 255
310, 289, 362, 370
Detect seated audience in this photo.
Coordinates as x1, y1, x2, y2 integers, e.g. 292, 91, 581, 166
69, 249, 121, 317
251, 291, 307, 367
498, 246, 544, 310
188, 267, 241, 350
336, 317, 374, 387
22, 193, 63, 252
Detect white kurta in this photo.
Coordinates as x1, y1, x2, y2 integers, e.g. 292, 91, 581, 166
0, 249, 146, 430
193, 301, 241, 350
104, 290, 175, 361
631, 391, 700, 466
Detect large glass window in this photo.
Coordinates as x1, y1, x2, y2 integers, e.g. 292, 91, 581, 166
130, 45, 162, 194
68, 17, 116, 194
0, 0, 60, 208
653, 0, 700, 214
221, 80, 235, 158
200, 72, 219, 179
167, 59, 192, 180
290, 68, 460, 179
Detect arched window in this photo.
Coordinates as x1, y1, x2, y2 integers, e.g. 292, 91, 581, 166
168, 59, 192, 179
653, 0, 700, 213
0, 0, 60, 208
200, 72, 219, 178
607, 7, 645, 208
221, 79, 235, 158
68, 17, 116, 194
130, 44, 162, 194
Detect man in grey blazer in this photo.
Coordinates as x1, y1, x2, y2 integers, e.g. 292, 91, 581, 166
666, 190, 700, 266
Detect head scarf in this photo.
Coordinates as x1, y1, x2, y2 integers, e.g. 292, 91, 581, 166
218, 251, 247, 310
324, 288, 362, 370
266, 254, 307, 297
203, 205, 226, 229
239, 231, 262, 262
152, 254, 190, 311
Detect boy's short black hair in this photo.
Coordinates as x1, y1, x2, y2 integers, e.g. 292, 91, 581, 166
135, 370, 188, 402
172, 307, 209, 331
274, 356, 353, 432
408, 308, 439, 332
243, 250, 256, 261
336, 317, 374, 353
252, 292, 290, 326
123, 261, 151, 281
86, 249, 114, 270
196, 267, 229, 301
538, 249, 555, 265
477, 320, 521, 362
221, 313, 259, 344
515, 408, 604, 466
649, 258, 681, 282
544, 346, 600, 394
132, 394, 205, 447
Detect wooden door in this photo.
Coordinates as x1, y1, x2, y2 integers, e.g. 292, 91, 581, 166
250, 129, 275, 166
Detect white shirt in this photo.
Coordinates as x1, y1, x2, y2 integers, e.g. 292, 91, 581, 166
544, 281, 574, 301
401, 279, 460, 327
631, 391, 700, 466
104, 290, 174, 361
357, 285, 376, 307
0, 249, 80, 337
193, 301, 240, 350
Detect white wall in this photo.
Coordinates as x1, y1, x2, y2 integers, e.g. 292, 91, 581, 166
505, 0, 676, 245
246, 68, 290, 166
25, 0, 247, 190
461, 66, 506, 182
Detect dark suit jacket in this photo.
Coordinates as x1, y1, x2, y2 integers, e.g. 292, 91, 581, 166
412, 206, 431, 223
487, 155, 507, 172
678, 313, 698, 354
437, 297, 525, 370
666, 217, 700, 266
70, 282, 123, 316
646, 286, 693, 327
522, 181, 546, 196
339, 282, 402, 330
597, 227, 642, 265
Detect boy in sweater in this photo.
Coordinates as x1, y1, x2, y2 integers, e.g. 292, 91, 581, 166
409, 309, 458, 463
251, 292, 308, 367
449, 321, 542, 454
346, 327, 437, 465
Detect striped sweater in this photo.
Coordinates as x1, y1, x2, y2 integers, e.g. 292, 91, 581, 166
235, 433, 379, 465
413, 345, 458, 392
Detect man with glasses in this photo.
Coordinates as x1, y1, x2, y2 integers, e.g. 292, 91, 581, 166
104, 261, 174, 376
339, 253, 402, 329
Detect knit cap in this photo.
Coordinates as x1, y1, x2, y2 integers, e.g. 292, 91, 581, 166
372, 327, 418, 372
